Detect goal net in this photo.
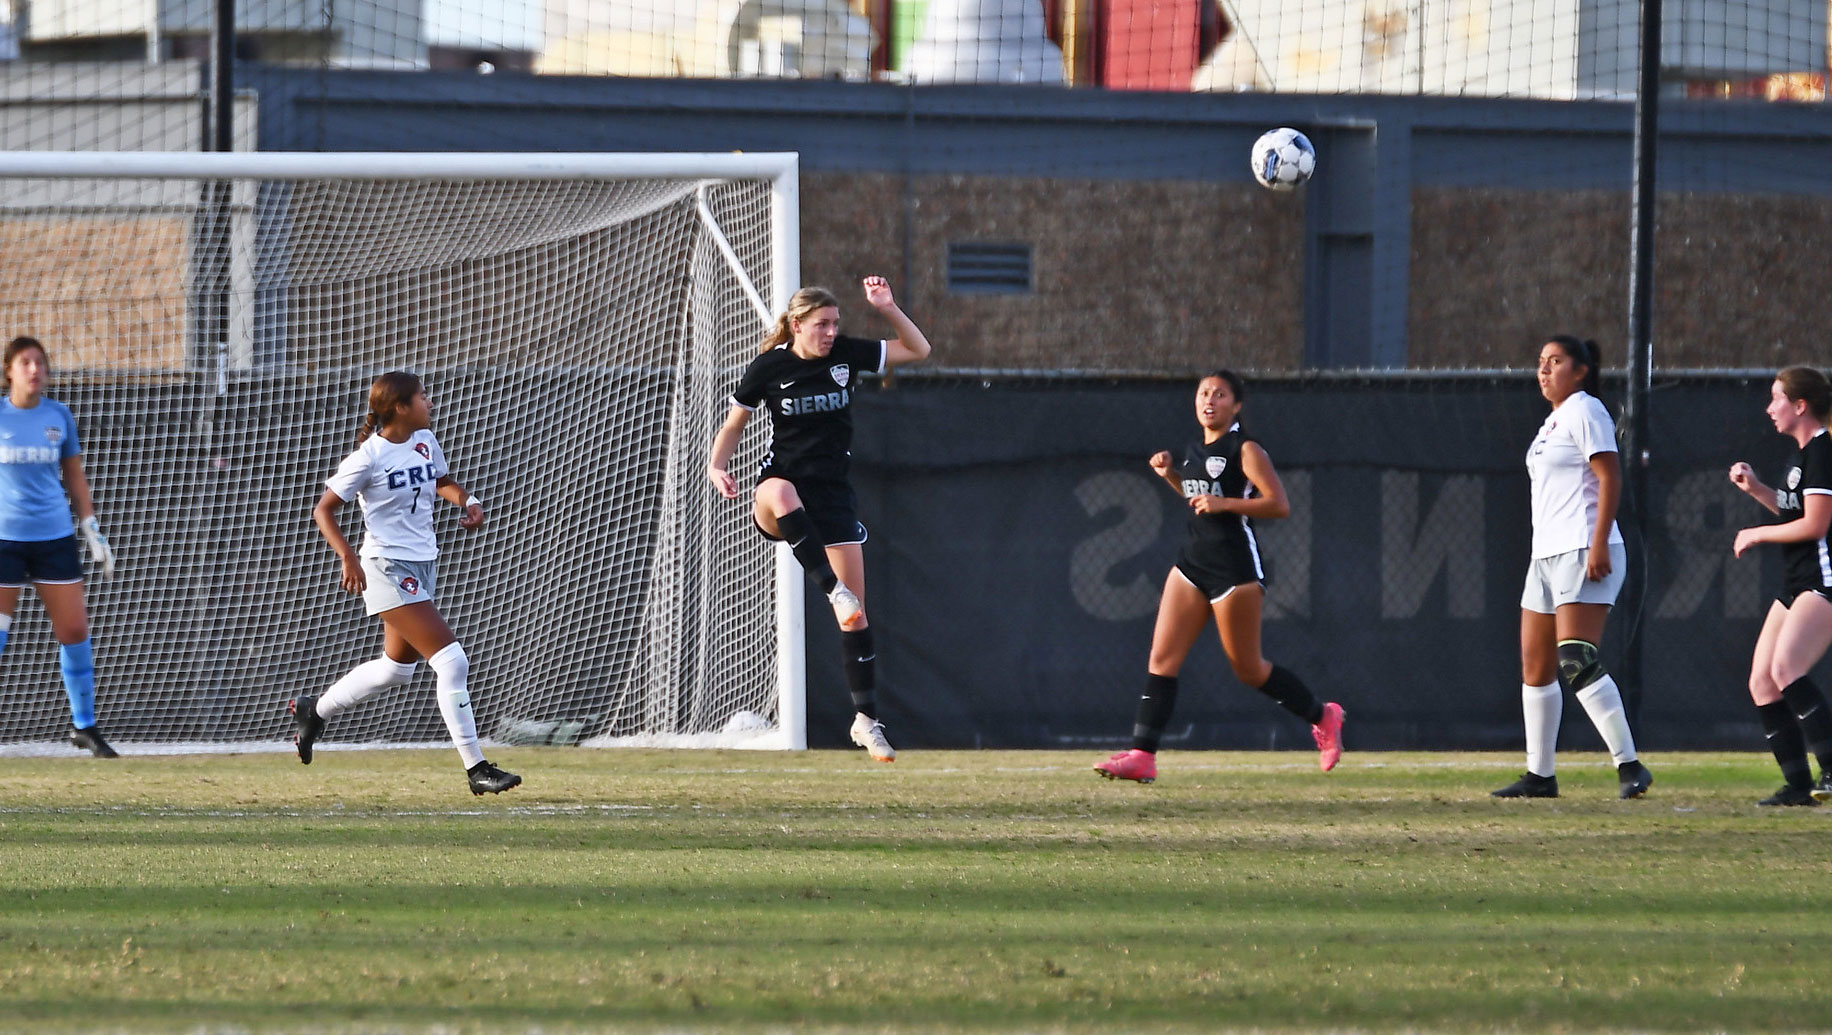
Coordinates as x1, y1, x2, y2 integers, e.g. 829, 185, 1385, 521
0, 151, 805, 754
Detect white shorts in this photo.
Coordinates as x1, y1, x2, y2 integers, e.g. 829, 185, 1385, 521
1520, 543, 1626, 614
361, 555, 437, 616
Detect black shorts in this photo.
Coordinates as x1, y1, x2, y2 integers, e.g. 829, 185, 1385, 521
1778, 585, 1832, 609
755, 474, 867, 547
1173, 547, 1264, 602
0, 535, 84, 587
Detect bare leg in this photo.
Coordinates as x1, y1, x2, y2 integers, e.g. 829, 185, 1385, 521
1212, 583, 1270, 687
1147, 571, 1211, 678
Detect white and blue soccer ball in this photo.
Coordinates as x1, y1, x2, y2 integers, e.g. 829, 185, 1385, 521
1250, 128, 1316, 191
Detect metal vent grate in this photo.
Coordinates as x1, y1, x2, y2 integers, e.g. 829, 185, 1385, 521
946, 242, 1032, 295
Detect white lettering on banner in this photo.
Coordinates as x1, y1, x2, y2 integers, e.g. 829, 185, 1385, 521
1381, 471, 1484, 619
1070, 471, 1162, 621
1656, 468, 1763, 619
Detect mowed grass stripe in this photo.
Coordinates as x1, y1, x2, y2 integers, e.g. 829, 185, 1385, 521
1, 750, 1827, 1032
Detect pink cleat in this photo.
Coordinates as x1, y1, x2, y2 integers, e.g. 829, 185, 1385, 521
1312, 702, 1345, 772
1094, 748, 1157, 784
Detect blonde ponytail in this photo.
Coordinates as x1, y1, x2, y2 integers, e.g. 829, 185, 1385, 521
759, 313, 794, 352
760, 286, 842, 353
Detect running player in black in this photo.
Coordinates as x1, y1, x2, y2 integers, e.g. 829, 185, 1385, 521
1729, 366, 1832, 806
707, 277, 931, 761
1095, 371, 1344, 783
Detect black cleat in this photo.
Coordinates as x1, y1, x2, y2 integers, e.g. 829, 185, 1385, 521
70, 725, 118, 758
1491, 771, 1558, 798
290, 694, 325, 765
1812, 771, 1832, 803
467, 760, 521, 796
1617, 760, 1654, 799
1759, 784, 1818, 807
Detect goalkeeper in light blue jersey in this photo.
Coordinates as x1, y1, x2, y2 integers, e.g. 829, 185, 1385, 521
0, 336, 116, 757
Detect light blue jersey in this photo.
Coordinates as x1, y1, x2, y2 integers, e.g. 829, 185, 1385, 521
0, 397, 80, 542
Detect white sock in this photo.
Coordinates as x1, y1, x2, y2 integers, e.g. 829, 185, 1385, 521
429, 642, 483, 769
1522, 681, 1561, 777
1576, 675, 1638, 765
319, 656, 418, 718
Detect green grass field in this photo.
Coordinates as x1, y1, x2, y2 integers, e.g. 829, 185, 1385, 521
3, 748, 1829, 1032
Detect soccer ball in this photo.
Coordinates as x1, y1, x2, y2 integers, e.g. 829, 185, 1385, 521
1250, 128, 1316, 191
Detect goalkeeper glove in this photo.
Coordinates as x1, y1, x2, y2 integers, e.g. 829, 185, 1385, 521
78, 515, 114, 579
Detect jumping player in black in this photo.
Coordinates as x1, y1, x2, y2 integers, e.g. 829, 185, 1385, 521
1095, 371, 1344, 783
707, 277, 931, 761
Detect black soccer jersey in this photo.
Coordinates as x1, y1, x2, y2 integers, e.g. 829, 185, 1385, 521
1777, 428, 1832, 591
730, 335, 886, 483
1173, 425, 1264, 578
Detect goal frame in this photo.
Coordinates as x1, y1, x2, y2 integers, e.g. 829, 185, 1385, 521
0, 150, 807, 751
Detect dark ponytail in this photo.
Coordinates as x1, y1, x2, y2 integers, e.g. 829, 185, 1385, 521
357, 371, 424, 446
1547, 335, 1602, 397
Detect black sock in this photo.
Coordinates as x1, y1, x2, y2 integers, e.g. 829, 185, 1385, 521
1758, 700, 1813, 789
1254, 665, 1324, 725
1130, 674, 1179, 753
776, 508, 838, 593
1780, 677, 1832, 775
843, 627, 876, 719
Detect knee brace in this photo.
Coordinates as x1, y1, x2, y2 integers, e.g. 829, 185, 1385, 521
1556, 639, 1605, 692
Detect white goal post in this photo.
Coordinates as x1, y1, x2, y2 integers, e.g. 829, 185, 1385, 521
0, 150, 806, 753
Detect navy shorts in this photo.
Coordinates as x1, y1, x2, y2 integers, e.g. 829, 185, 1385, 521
1174, 560, 1263, 602
0, 535, 84, 587
755, 474, 867, 547
1778, 585, 1832, 609
1173, 542, 1266, 602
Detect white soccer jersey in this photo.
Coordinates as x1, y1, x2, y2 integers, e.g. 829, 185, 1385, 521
324, 429, 448, 561
1526, 390, 1624, 559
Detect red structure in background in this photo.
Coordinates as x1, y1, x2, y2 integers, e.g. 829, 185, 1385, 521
1094, 0, 1199, 90
866, 0, 1227, 88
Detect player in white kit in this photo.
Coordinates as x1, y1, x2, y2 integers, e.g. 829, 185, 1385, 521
1494, 337, 1652, 800
292, 371, 519, 795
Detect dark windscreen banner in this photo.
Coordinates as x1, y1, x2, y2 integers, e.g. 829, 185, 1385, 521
801, 375, 1785, 752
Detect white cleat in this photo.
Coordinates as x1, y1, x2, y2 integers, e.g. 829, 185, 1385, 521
850, 713, 896, 762
828, 583, 866, 631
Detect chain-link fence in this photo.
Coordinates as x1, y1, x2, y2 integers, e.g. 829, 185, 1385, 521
0, 4, 1826, 373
